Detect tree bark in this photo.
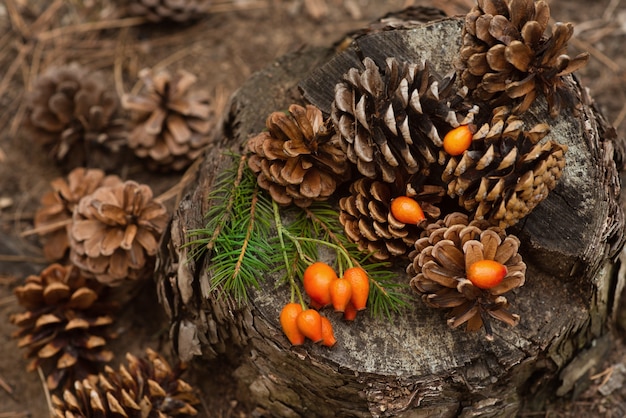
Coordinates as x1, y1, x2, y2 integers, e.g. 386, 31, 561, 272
156, 17, 625, 417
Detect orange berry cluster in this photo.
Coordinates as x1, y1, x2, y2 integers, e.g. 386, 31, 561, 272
279, 262, 370, 347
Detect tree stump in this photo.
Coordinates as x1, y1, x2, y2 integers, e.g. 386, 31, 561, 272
156, 16, 625, 417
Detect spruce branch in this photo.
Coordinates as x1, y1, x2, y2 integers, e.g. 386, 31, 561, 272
187, 152, 409, 316
206, 153, 247, 251
186, 153, 274, 303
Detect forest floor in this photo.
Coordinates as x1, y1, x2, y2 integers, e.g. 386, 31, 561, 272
1, 0, 626, 417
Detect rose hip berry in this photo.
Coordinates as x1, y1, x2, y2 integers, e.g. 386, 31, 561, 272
303, 261, 338, 308
390, 196, 426, 225
343, 267, 369, 311
467, 259, 508, 289
279, 303, 305, 345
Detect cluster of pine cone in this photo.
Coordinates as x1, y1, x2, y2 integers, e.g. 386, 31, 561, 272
247, 0, 586, 339
25, 64, 218, 172
11, 4, 219, 415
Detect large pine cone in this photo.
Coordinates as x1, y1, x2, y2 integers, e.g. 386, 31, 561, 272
34, 168, 122, 262
25, 64, 127, 169
442, 106, 567, 228
459, 0, 589, 116
69, 180, 169, 286
123, 68, 216, 171
52, 348, 199, 417
125, 0, 210, 23
10, 264, 117, 390
331, 56, 474, 183
339, 177, 444, 260
247, 104, 351, 207
407, 212, 526, 340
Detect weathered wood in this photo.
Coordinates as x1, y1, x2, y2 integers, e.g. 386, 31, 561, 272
156, 18, 625, 417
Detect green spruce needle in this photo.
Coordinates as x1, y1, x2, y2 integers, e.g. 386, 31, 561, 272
187, 152, 409, 317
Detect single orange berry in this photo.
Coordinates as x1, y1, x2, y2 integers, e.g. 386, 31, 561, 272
303, 262, 338, 308
443, 125, 473, 156
320, 316, 337, 347
329, 278, 352, 313
279, 303, 305, 345
296, 308, 323, 343
467, 259, 508, 289
343, 267, 369, 311
343, 302, 358, 321
390, 196, 426, 225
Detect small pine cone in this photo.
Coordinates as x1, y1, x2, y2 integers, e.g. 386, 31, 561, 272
332, 56, 471, 183
459, 0, 589, 116
125, 0, 210, 23
26, 64, 127, 169
123, 68, 216, 171
69, 180, 169, 286
247, 104, 351, 207
339, 177, 444, 260
34, 168, 122, 262
442, 106, 567, 228
10, 264, 117, 390
407, 212, 526, 340
51, 348, 199, 417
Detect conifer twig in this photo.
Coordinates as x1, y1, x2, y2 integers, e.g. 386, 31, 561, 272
206, 154, 247, 251
232, 187, 258, 281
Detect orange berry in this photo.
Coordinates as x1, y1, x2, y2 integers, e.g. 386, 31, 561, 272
467, 259, 508, 289
443, 125, 473, 156
343, 302, 358, 321
329, 278, 352, 313
279, 303, 305, 345
296, 309, 323, 343
343, 267, 369, 311
390, 196, 425, 225
303, 262, 338, 308
320, 316, 337, 347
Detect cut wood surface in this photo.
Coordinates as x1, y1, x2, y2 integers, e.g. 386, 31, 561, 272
156, 17, 625, 417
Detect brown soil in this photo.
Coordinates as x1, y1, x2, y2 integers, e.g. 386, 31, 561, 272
0, 0, 625, 417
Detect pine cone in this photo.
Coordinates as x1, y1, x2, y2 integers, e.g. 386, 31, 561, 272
331, 57, 473, 183
52, 348, 199, 417
34, 168, 122, 262
442, 106, 567, 228
407, 212, 526, 340
123, 68, 216, 171
26, 64, 127, 169
339, 177, 445, 260
247, 104, 351, 207
69, 180, 169, 286
125, 0, 210, 23
459, 0, 589, 116
10, 264, 117, 390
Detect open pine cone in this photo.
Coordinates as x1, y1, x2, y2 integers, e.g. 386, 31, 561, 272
407, 212, 526, 340
442, 106, 567, 228
34, 168, 122, 262
10, 264, 117, 390
331, 56, 474, 183
247, 104, 351, 207
123, 68, 216, 171
124, 0, 210, 23
25, 64, 127, 169
52, 348, 199, 417
69, 180, 169, 286
339, 177, 445, 260
459, 0, 589, 116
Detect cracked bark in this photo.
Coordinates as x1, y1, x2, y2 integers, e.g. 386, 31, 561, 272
155, 17, 625, 417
